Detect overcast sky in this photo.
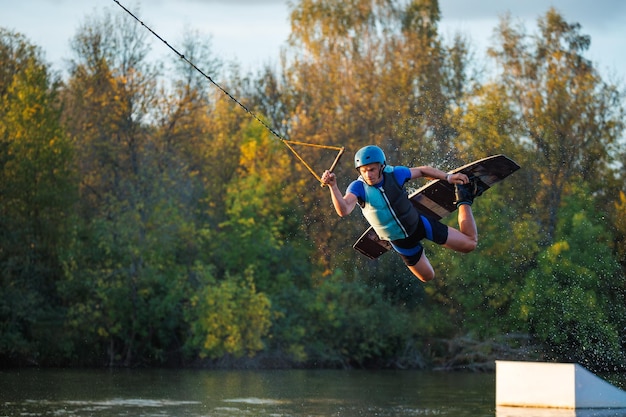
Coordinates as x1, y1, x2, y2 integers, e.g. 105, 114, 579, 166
1, 0, 625, 82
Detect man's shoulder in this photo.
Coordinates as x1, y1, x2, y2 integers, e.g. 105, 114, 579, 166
384, 164, 409, 172
347, 178, 365, 196
386, 165, 411, 183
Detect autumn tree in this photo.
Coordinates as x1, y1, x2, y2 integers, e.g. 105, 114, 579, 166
487, 8, 625, 243
59, 7, 192, 366
284, 0, 469, 277
0, 29, 76, 364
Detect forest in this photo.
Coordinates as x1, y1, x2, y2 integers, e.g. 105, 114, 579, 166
1, 0, 626, 371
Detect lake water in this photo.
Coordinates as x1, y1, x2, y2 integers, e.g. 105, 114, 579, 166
1, 368, 625, 417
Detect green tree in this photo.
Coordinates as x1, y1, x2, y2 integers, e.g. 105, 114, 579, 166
0, 29, 76, 364
212, 120, 313, 292
298, 272, 413, 367
613, 191, 626, 270
426, 189, 541, 336
186, 267, 272, 360
514, 185, 626, 371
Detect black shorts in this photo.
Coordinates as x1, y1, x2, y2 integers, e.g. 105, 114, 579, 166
391, 215, 449, 266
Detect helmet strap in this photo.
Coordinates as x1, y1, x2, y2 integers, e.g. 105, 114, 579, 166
377, 164, 384, 181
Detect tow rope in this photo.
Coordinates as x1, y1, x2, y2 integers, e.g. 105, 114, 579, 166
112, 0, 344, 184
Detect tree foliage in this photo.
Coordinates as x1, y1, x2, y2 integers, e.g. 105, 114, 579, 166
0, 29, 76, 365
487, 8, 625, 243
186, 268, 272, 360
514, 186, 626, 369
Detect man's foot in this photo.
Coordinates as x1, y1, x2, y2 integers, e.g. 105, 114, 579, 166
455, 177, 487, 206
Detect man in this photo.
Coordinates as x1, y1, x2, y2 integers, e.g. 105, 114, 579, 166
321, 145, 484, 283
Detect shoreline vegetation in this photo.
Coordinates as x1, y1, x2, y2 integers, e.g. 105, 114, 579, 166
190, 334, 542, 372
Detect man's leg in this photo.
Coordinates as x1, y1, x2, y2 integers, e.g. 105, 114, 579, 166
443, 205, 477, 253
407, 251, 436, 282
443, 180, 483, 253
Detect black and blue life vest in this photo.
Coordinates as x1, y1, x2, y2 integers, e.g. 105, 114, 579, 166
358, 166, 419, 241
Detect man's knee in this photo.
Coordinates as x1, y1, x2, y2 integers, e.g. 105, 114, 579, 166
460, 238, 478, 253
416, 270, 435, 282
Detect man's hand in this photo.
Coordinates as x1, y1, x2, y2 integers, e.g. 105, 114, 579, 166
446, 173, 469, 184
321, 170, 337, 187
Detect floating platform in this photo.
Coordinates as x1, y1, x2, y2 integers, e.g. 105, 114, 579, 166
496, 360, 626, 409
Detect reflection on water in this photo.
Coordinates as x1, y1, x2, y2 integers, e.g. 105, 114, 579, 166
2, 368, 625, 417
0, 368, 494, 416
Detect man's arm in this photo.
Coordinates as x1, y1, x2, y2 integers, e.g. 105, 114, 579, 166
409, 166, 468, 184
321, 171, 358, 217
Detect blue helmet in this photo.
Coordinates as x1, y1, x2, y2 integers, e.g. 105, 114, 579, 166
354, 145, 386, 169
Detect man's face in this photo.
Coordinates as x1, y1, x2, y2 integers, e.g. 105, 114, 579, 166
358, 163, 383, 185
